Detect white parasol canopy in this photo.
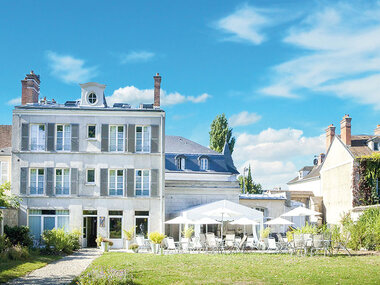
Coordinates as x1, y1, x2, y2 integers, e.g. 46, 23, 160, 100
230, 217, 259, 225
164, 216, 194, 224
265, 217, 294, 225
204, 207, 240, 238
193, 217, 221, 225
281, 206, 321, 217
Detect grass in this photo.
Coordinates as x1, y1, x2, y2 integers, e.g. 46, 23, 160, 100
78, 252, 380, 284
0, 253, 61, 283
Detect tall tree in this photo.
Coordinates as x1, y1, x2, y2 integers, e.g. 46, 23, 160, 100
209, 113, 235, 153
238, 165, 263, 194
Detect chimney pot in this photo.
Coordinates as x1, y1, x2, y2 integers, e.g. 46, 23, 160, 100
375, 124, 380, 136
153, 73, 162, 108
21, 71, 40, 105
340, 114, 352, 146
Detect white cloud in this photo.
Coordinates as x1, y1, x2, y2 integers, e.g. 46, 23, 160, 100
216, 5, 270, 45
7, 97, 21, 105
229, 111, 261, 127
46, 51, 98, 84
261, 3, 380, 109
120, 51, 155, 64
106, 86, 211, 107
232, 128, 324, 189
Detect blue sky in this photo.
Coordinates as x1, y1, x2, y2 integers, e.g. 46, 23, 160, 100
1, 0, 380, 188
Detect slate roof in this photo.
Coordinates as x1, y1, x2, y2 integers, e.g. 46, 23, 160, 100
288, 164, 322, 185
165, 136, 239, 174
345, 135, 379, 157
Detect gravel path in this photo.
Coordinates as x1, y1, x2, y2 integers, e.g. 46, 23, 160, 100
8, 248, 101, 285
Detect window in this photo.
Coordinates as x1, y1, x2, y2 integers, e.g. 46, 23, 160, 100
109, 126, 124, 152
28, 209, 69, 240
375, 142, 379, 151
30, 168, 44, 195
135, 211, 149, 238
30, 124, 46, 151
200, 158, 208, 171
86, 169, 95, 184
88, 93, 97, 104
136, 126, 151, 152
109, 210, 122, 239
177, 157, 185, 170
56, 124, 71, 151
109, 169, 124, 196
135, 170, 150, 196
55, 169, 70, 195
0, 161, 9, 184
87, 125, 96, 139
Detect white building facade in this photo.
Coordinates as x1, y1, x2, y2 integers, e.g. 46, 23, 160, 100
11, 72, 165, 248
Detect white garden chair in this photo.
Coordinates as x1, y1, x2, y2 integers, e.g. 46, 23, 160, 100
164, 237, 180, 254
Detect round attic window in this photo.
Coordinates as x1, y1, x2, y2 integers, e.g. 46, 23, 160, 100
87, 93, 97, 105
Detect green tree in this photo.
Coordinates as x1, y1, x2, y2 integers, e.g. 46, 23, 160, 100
209, 113, 235, 153
238, 165, 263, 194
0, 182, 20, 209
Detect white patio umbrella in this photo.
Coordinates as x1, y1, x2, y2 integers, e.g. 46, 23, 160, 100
193, 217, 221, 233
265, 217, 294, 225
165, 216, 194, 240
230, 217, 259, 235
281, 206, 321, 217
204, 207, 240, 238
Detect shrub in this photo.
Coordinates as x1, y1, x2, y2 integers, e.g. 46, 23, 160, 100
96, 236, 114, 247
4, 245, 30, 260
181, 227, 194, 239
260, 227, 270, 240
0, 235, 11, 253
129, 243, 138, 250
76, 266, 133, 285
148, 232, 166, 244
4, 225, 33, 248
123, 227, 135, 241
42, 228, 80, 254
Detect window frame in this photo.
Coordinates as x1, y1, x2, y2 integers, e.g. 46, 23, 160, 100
177, 157, 185, 170
135, 125, 151, 153
87, 124, 97, 140
200, 158, 208, 171
29, 168, 45, 195
0, 161, 9, 184
30, 124, 46, 151
86, 168, 96, 185
109, 125, 125, 152
28, 209, 70, 240
87, 92, 98, 105
54, 168, 71, 196
135, 169, 150, 197
135, 211, 149, 238
55, 124, 72, 151
108, 169, 124, 196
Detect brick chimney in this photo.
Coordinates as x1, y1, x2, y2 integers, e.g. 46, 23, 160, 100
325, 124, 336, 151
375, 124, 380, 136
340, 114, 352, 146
153, 73, 161, 108
21, 71, 40, 105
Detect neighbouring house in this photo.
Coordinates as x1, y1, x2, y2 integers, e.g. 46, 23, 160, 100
11, 71, 165, 248
321, 115, 380, 224
164, 137, 241, 239
287, 155, 324, 223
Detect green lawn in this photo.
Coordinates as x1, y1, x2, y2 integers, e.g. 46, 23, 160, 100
0, 254, 61, 283
78, 252, 380, 285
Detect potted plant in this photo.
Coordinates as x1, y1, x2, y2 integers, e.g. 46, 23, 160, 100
123, 227, 135, 250
182, 226, 194, 239
96, 236, 114, 252
259, 227, 271, 250
148, 232, 166, 254
129, 243, 139, 253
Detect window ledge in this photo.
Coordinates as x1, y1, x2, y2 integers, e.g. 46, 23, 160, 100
86, 138, 97, 141
85, 183, 96, 186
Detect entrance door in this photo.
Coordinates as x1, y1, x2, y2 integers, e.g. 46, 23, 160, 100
86, 217, 97, 248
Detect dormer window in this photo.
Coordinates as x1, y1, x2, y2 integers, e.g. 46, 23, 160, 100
200, 157, 208, 171
87, 93, 97, 105
177, 157, 185, 170
375, 142, 379, 151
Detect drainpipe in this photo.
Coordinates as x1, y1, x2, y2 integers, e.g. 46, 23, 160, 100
160, 113, 165, 233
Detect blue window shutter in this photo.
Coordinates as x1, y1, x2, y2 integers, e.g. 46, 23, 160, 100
101, 124, 109, 152
20, 167, 28, 195
21, 124, 29, 151
150, 169, 159, 197
71, 124, 79, 151
100, 168, 108, 196
71, 168, 79, 196
127, 124, 135, 153
46, 168, 54, 196
127, 169, 134, 197
151, 125, 159, 153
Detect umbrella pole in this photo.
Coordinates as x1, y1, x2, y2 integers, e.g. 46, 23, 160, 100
221, 213, 224, 239
206, 224, 208, 234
